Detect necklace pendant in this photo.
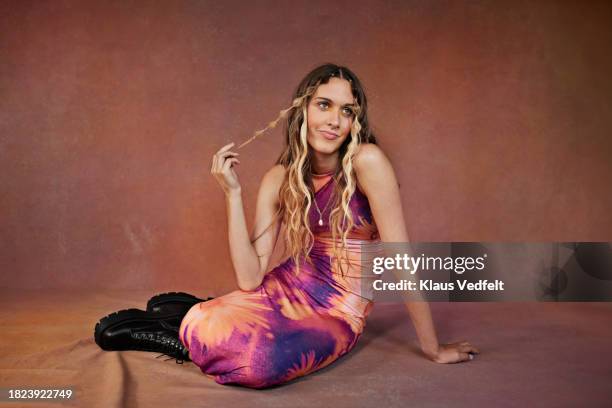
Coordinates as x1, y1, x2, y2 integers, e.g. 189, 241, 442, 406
318, 218, 323, 226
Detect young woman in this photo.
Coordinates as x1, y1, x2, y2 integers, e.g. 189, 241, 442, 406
94, 63, 479, 389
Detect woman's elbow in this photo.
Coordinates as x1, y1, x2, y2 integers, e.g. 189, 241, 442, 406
237, 276, 263, 292
238, 283, 255, 292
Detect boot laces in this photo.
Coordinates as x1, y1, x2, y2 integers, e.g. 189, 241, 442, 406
131, 332, 190, 364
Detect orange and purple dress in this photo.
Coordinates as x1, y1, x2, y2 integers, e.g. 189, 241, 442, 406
179, 172, 380, 388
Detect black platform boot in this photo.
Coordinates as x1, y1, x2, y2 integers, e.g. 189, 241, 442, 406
146, 292, 214, 315
94, 309, 191, 363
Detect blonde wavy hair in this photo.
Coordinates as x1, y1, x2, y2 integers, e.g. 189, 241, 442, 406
239, 64, 377, 276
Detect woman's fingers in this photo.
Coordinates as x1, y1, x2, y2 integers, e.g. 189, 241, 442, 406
458, 352, 473, 362
209, 143, 242, 192
211, 142, 235, 173
211, 149, 239, 174
434, 343, 479, 364
217, 142, 235, 154
459, 346, 478, 363
215, 153, 239, 174
222, 157, 240, 173
458, 343, 480, 354
217, 151, 239, 162
215, 142, 234, 161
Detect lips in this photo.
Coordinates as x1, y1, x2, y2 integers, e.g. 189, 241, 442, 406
319, 130, 339, 140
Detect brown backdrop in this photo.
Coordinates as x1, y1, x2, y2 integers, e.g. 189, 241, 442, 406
1, 0, 611, 291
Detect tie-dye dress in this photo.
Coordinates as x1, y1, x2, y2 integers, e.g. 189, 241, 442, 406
179, 172, 381, 389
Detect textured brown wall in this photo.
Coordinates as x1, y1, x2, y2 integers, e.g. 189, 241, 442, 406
1, 1, 611, 291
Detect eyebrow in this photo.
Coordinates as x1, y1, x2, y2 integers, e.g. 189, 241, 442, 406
314, 97, 355, 107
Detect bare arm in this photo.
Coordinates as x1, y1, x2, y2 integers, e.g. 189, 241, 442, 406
354, 143, 479, 363
212, 142, 283, 291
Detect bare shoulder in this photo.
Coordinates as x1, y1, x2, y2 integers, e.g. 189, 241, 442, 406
354, 143, 390, 171
353, 143, 397, 195
260, 164, 286, 197
265, 164, 286, 184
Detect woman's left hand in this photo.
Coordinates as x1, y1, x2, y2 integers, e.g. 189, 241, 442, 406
424, 342, 480, 364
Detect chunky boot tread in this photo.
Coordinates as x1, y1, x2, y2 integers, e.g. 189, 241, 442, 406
92, 307, 191, 362
94, 308, 184, 350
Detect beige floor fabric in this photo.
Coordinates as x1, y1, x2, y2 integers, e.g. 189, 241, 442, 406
0, 289, 610, 407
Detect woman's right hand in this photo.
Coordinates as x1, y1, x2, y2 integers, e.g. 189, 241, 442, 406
424, 342, 480, 364
211, 142, 241, 195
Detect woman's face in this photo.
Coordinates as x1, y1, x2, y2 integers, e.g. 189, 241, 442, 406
306, 77, 355, 155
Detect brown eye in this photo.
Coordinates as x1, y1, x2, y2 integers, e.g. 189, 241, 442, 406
342, 107, 354, 117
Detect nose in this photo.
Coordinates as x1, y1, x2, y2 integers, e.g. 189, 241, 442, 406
327, 108, 341, 129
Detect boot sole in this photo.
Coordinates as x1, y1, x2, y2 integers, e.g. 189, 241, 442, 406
94, 308, 184, 350
146, 291, 204, 312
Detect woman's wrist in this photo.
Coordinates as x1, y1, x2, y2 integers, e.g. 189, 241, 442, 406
421, 344, 440, 360
225, 187, 242, 199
